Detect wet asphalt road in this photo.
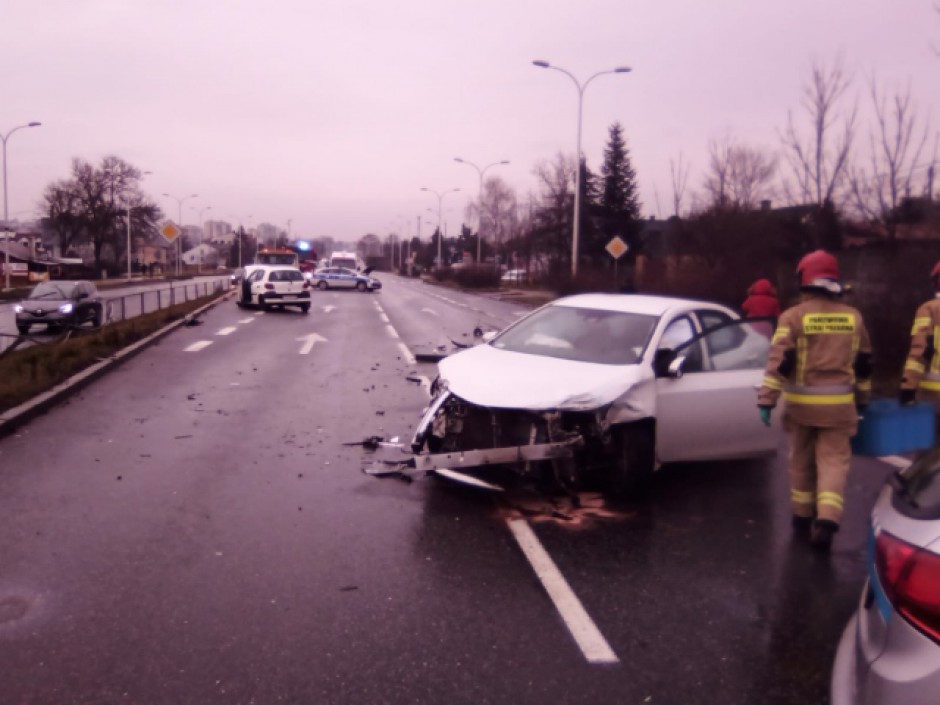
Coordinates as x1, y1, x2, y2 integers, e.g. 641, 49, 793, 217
0, 275, 898, 704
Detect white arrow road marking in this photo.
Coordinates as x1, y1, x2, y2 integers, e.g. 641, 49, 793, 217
322, 305, 336, 313
297, 332, 328, 355
185, 341, 213, 352
507, 519, 619, 665
420, 307, 439, 316
216, 327, 237, 336
397, 342, 416, 365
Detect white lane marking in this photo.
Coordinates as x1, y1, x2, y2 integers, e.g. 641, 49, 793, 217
185, 341, 213, 352
507, 518, 619, 665
380, 313, 390, 324
879, 455, 913, 470
397, 341, 416, 365
386, 325, 399, 339
420, 307, 439, 316
297, 333, 328, 355
216, 327, 237, 336
322, 305, 336, 313
255, 311, 264, 316
238, 317, 255, 324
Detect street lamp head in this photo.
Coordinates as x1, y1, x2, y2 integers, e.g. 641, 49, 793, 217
420, 187, 430, 192
614, 66, 632, 73
532, 60, 550, 68
454, 157, 465, 164
499, 160, 510, 165
27, 122, 41, 128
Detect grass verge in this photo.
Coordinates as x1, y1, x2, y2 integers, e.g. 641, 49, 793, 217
0, 294, 217, 415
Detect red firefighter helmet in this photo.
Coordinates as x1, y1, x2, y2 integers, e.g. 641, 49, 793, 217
796, 249, 842, 294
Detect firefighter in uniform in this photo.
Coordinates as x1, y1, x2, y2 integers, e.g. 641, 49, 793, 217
899, 261, 940, 415
757, 250, 873, 551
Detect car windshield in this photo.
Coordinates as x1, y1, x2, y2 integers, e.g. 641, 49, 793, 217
490, 305, 657, 365
29, 282, 73, 300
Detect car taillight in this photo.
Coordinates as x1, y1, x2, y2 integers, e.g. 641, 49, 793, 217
264, 283, 275, 290
875, 530, 940, 643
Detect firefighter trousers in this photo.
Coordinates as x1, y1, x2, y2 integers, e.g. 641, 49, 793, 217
786, 424, 853, 526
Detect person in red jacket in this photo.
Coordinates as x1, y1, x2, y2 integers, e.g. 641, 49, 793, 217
742, 278, 780, 338
742, 278, 781, 319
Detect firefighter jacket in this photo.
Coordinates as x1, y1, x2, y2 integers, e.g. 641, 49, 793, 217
900, 295, 940, 407
758, 294, 872, 428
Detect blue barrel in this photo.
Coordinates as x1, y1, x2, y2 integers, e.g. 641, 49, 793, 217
852, 399, 935, 456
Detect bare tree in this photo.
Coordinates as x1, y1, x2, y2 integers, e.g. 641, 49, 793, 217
479, 176, 518, 260
530, 152, 576, 269
669, 152, 691, 217
781, 58, 857, 207
703, 135, 734, 209
848, 76, 937, 242
703, 137, 777, 210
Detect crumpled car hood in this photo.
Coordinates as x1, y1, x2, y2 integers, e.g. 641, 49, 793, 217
438, 343, 647, 411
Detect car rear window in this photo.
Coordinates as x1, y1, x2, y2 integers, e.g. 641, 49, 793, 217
491, 305, 657, 365
892, 447, 940, 520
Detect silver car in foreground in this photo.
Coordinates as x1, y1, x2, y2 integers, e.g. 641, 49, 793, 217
409, 294, 778, 494
831, 448, 940, 705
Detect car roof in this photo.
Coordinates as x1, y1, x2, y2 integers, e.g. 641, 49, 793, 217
550, 293, 735, 317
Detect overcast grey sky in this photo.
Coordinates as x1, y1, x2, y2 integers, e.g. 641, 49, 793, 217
3, 0, 938, 243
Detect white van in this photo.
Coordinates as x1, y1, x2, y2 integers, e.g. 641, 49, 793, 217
328, 251, 363, 271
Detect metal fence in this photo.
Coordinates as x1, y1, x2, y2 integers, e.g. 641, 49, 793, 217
103, 278, 229, 324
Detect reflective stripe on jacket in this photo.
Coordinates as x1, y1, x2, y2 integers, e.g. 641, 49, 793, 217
758, 294, 872, 428
901, 297, 940, 405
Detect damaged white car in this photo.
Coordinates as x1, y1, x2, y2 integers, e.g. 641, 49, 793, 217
409, 293, 778, 494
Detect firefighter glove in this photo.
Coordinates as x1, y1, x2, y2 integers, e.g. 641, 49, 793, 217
899, 388, 917, 406
758, 406, 773, 427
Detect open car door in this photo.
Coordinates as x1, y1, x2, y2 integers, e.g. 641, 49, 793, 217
655, 317, 779, 463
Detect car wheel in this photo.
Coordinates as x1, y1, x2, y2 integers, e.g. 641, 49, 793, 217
317, 281, 328, 291
300, 303, 310, 314
356, 282, 367, 292
16, 323, 29, 335
606, 421, 655, 497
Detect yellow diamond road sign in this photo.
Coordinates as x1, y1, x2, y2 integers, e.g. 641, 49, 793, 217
606, 236, 629, 260
160, 222, 182, 244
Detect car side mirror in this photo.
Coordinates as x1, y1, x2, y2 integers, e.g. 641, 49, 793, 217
654, 348, 676, 377
667, 356, 686, 379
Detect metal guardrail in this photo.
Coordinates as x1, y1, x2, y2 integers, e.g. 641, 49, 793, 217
1, 278, 229, 355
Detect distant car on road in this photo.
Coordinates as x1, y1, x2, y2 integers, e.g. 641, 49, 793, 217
15, 280, 104, 335
501, 269, 527, 284
311, 267, 381, 292
411, 293, 778, 494
831, 447, 940, 705
236, 265, 311, 312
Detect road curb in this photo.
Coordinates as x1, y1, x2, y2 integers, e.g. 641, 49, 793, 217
0, 289, 235, 440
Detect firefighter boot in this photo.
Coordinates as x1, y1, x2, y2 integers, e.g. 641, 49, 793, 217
792, 515, 814, 538
810, 519, 839, 552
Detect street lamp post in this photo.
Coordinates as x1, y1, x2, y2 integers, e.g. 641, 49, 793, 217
2, 121, 41, 290
454, 158, 509, 265
532, 60, 631, 277
195, 205, 212, 274
163, 192, 198, 276
420, 187, 460, 269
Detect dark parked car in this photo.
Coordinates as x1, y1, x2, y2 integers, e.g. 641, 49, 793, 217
14, 280, 104, 335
